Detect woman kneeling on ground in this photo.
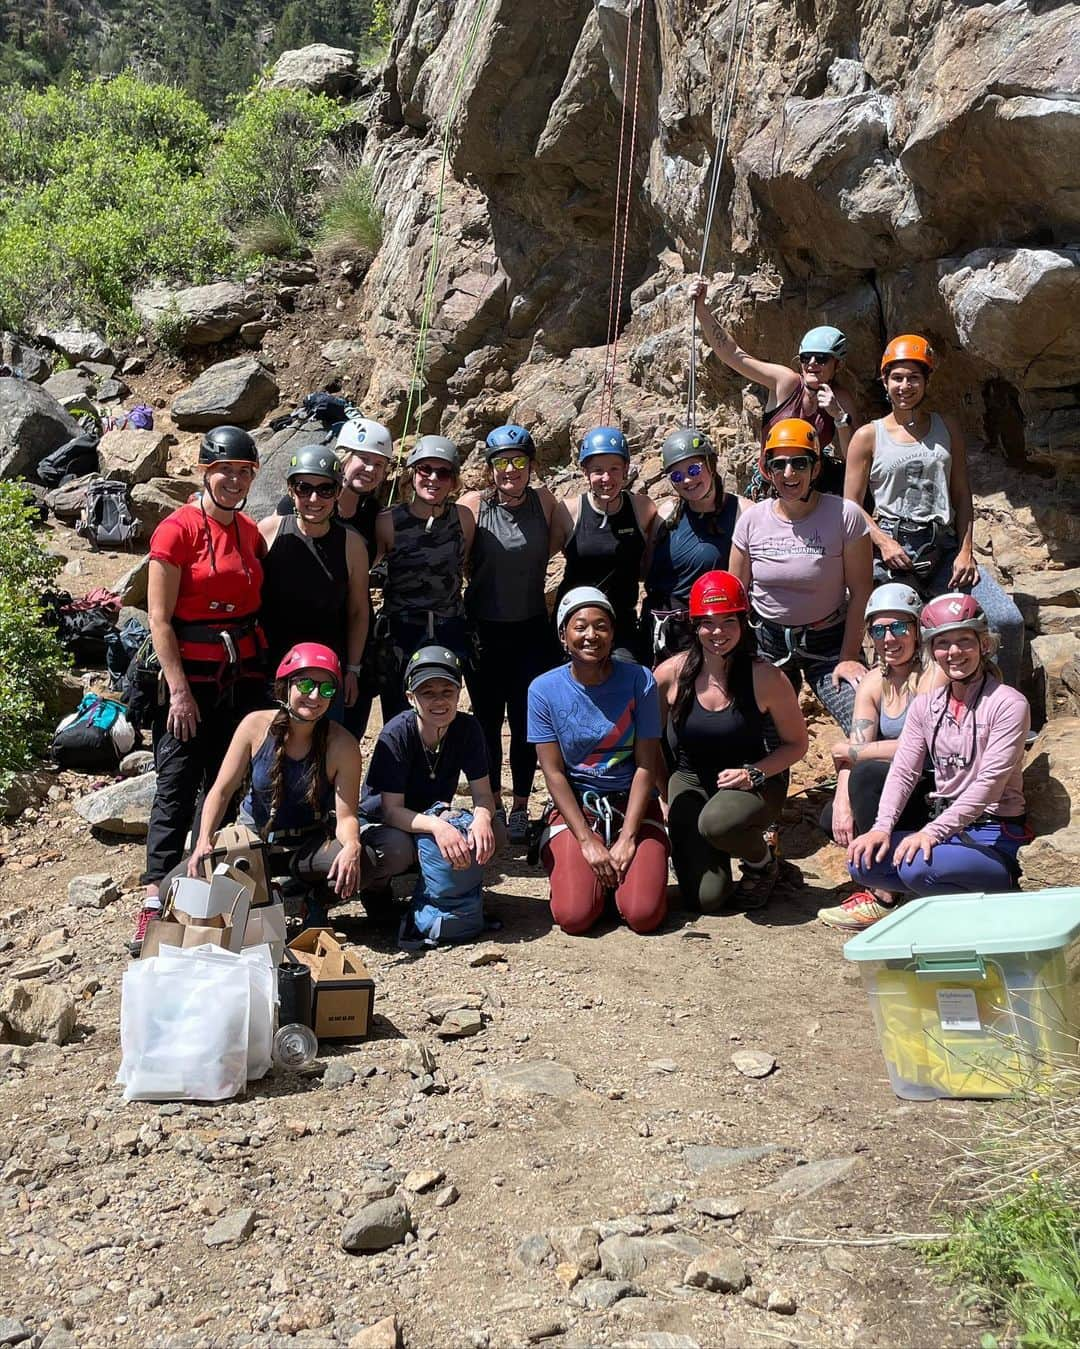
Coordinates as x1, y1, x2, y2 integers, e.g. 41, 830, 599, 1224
185, 644, 363, 928
817, 583, 945, 930
656, 571, 807, 911
845, 594, 1033, 918
728, 418, 873, 733
528, 587, 670, 936
358, 646, 499, 911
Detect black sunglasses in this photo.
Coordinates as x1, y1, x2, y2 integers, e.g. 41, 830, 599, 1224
766, 454, 815, 473
292, 480, 337, 499
415, 464, 454, 481
799, 353, 833, 366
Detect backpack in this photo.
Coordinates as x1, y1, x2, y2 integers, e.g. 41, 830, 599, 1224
52, 694, 136, 772
37, 434, 100, 488
105, 616, 150, 689
101, 403, 154, 434
76, 478, 139, 550
47, 588, 122, 665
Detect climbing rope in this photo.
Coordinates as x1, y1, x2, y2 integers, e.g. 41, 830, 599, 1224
599, 0, 648, 429
686, 0, 752, 429
391, 0, 491, 502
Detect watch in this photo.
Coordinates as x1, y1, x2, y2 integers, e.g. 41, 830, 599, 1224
836, 412, 851, 426
743, 764, 767, 790
346, 663, 364, 675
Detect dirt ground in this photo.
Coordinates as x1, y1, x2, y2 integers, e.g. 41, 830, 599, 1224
0, 680, 999, 1349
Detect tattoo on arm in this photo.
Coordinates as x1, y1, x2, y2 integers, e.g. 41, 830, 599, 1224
850, 718, 874, 745
849, 745, 862, 763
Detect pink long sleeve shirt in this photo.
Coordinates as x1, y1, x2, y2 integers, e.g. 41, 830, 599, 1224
873, 677, 1030, 844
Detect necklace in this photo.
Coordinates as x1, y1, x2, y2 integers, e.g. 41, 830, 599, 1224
418, 719, 446, 779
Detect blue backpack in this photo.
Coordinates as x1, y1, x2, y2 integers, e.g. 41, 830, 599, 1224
52, 694, 136, 772
399, 805, 486, 949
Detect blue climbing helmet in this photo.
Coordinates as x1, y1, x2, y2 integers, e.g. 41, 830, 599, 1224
579, 426, 629, 465
485, 424, 535, 461
798, 325, 847, 361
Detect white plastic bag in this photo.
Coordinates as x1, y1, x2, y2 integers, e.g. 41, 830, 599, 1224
118, 945, 250, 1101
240, 944, 276, 1081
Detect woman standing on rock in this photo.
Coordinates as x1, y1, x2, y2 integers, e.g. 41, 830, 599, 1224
846, 594, 1033, 917
728, 418, 873, 733
640, 427, 745, 664
552, 427, 658, 662
842, 334, 1024, 686
528, 586, 669, 936
459, 425, 560, 843
184, 643, 363, 930
817, 583, 944, 930
258, 445, 369, 722
691, 278, 860, 496
133, 426, 269, 952
656, 571, 807, 911
372, 435, 475, 722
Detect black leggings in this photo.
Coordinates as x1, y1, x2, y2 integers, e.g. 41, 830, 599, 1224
465, 614, 558, 800
820, 758, 931, 838
668, 771, 787, 910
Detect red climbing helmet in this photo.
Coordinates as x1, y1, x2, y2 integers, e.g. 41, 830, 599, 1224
919, 593, 989, 642
689, 570, 749, 620
275, 643, 342, 684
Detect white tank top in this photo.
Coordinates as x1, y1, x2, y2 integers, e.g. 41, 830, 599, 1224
869, 413, 953, 527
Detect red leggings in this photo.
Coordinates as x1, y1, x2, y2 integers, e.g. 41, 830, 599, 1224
542, 799, 669, 935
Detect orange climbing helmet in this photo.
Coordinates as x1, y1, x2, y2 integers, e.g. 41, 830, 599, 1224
759, 418, 820, 475
880, 334, 936, 376
689, 570, 749, 620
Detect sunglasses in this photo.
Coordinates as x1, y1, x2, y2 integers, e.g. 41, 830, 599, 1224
766, 454, 815, 473
292, 676, 338, 699
669, 461, 706, 485
415, 463, 454, 481
799, 353, 832, 367
292, 480, 337, 499
490, 454, 530, 472
868, 620, 913, 640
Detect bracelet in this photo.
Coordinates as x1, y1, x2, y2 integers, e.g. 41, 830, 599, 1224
346, 663, 364, 675
836, 412, 851, 426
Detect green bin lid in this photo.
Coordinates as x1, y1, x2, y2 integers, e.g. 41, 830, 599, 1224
843, 888, 1080, 962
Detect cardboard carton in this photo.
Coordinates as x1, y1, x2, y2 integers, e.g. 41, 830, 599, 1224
244, 903, 287, 964
287, 929, 375, 1040
140, 864, 254, 959
203, 823, 272, 906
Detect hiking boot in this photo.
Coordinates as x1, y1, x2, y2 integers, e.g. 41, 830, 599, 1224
818, 891, 897, 931
731, 857, 780, 910
128, 903, 161, 955
507, 808, 529, 845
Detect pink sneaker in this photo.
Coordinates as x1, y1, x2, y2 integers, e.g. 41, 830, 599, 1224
129, 903, 161, 955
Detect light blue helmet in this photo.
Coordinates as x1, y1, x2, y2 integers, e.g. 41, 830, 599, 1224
579, 426, 629, 464
485, 424, 535, 461
798, 325, 847, 360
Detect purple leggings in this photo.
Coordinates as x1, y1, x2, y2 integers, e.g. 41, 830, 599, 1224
849, 820, 1030, 896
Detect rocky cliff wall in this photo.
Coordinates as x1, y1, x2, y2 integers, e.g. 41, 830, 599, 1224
353, 0, 1078, 557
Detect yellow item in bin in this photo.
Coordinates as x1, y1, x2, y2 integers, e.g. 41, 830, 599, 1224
844, 888, 1080, 1101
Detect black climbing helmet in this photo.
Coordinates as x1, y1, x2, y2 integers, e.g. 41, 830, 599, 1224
199, 425, 259, 469
661, 427, 714, 471
404, 644, 463, 692
286, 444, 343, 485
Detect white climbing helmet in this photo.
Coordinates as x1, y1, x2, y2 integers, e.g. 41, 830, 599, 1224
865, 583, 923, 625
336, 417, 393, 459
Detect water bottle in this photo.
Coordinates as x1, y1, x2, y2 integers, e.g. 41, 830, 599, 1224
273, 1022, 319, 1070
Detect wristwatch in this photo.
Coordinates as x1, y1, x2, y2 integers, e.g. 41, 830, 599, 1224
346, 663, 364, 675
836, 411, 851, 426
743, 764, 767, 790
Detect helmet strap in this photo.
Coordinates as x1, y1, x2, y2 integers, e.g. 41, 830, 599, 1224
201, 475, 245, 514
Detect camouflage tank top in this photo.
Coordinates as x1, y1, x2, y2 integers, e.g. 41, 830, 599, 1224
381, 502, 466, 619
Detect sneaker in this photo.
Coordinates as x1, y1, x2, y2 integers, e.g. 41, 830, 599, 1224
818, 891, 896, 931
507, 808, 529, 844
128, 903, 161, 955
731, 857, 780, 910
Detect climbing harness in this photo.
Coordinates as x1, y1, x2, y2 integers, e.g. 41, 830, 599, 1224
686, 0, 753, 428
393, 0, 492, 503
599, 0, 648, 428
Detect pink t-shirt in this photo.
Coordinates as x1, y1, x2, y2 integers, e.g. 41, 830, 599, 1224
732, 496, 867, 625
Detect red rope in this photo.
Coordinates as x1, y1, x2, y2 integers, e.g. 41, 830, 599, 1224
600, 3, 637, 427
605, 0, 647, 429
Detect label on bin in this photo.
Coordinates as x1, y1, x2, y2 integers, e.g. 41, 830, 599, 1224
936, 988, 981, 1032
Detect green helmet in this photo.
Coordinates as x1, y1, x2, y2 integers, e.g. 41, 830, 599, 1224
661, 427, 713, 470
285, 444, 343, 485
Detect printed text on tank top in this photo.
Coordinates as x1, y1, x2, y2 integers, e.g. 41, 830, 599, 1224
870, 413, 953, 528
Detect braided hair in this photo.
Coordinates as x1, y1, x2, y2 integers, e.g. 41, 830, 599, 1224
261, 678, 332, 838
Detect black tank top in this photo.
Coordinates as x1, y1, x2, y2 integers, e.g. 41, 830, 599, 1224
260, 515, 349, 671
669, 693, 770, 788
558, 492, 645, 642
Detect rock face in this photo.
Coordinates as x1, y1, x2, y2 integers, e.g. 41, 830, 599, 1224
1023, 719, 1080, 889
171, 357, 279, 430
133, 283, 265, 347
0, 381, 82, 479
268, 43, 358, 96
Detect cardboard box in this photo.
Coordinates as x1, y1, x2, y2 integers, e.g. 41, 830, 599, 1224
204, 824, 272, 907
140, 865, 254, 959
244, 903, 287, 965
287, 929, 375, 1040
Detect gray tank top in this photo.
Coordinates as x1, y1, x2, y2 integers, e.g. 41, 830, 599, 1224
466, 488, 548, 623
878, 698, 910, 741
869, 413, 953, 527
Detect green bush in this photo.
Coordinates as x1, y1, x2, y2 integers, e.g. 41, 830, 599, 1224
319, 165, 382, 254
0, 483, 70, 793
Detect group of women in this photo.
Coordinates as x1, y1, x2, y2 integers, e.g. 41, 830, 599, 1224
131, 283, 1035, 949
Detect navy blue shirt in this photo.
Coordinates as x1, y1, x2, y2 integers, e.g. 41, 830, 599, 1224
361, 710, 489, 819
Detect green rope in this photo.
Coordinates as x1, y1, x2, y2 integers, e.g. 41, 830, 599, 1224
390, 0, 491, 502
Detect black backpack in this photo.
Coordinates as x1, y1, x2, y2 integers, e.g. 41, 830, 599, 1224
76, 478, 139, 550
37, 433, 100, 488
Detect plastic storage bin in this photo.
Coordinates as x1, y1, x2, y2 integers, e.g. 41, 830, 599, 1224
843, 887, 1080, 1100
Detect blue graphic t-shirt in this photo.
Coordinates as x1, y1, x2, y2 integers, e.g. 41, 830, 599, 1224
527, 661, 660, 795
